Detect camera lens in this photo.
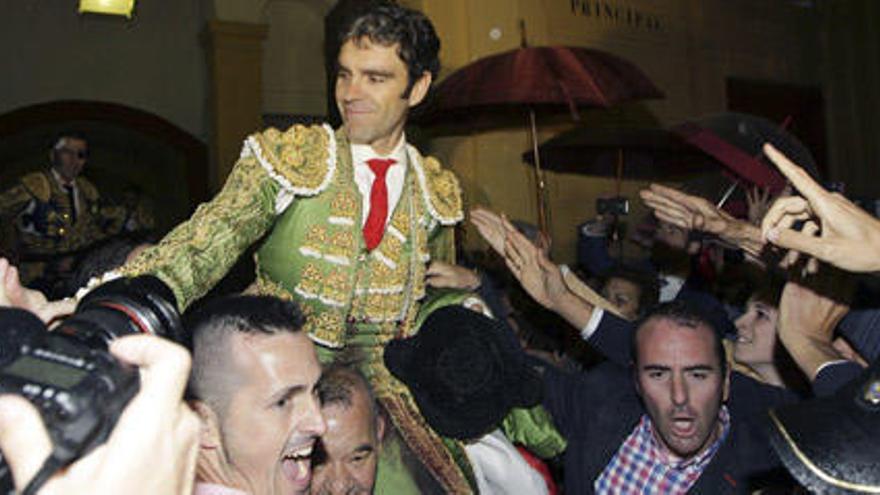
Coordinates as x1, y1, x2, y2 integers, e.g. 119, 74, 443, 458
55, 276, 182, 348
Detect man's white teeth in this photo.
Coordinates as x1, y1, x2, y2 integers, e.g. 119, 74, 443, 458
286, 445, 313, 460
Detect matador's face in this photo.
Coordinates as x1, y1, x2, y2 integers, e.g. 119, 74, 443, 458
335, 37, 430, 156
52, 137, 88, 183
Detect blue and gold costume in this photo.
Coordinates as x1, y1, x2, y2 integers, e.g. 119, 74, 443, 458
0, 169, 127, 291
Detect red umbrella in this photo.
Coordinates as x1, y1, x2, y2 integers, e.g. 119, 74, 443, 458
421, 46, 663, 121
673, 112, 819, 196
416, 43, 663, 233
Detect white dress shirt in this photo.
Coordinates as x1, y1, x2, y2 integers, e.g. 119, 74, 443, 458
658, 273, 686, 303
351, 135, 408, 227
465, 429, 550, 495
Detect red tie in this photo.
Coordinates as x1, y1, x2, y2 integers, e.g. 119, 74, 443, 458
363, 158, 396, 251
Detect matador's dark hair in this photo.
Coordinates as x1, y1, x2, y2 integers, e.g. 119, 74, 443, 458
338, 1, 440, 96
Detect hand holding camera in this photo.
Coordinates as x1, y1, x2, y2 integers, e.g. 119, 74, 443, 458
0, 334, 199, 495
0, 275, 197, 494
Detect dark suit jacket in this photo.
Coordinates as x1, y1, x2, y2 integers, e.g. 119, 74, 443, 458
810, 306, 878, 396
543, 362, 790, 494
839, 308, 880, 359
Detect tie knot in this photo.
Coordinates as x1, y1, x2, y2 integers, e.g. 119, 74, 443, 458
367, 158, 396, 179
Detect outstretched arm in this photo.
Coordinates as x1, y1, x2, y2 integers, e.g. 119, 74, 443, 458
471, 206, 624, 321
501, 220, 598, 329
118, 155, 280, 310
777, 273, 853, 381
425, 260, 481, 291
639, 183, 766, 259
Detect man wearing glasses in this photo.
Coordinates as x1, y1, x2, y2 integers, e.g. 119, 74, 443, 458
0, 133, 126, 296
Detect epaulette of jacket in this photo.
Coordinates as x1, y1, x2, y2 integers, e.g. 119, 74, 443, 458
77, 177, 99, 200
241, 123, 336, 197
408, 146, 463, 225
20, 172, 51, 203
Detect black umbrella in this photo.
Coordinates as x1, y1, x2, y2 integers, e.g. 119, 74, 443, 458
522, 126, 715, 180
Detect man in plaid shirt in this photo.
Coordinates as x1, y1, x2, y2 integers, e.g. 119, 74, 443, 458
540, 301, 786, 494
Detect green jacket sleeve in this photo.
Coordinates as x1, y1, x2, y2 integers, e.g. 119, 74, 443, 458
501, 405, 567, 459
120, 155, 280, 310
428, 224, 456, 264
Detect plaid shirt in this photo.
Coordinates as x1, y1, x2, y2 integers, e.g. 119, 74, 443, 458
594, 406, 731, 494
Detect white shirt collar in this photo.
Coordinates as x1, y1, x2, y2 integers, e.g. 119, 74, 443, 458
658, 274, 686, 303
50, 168, 76, 188
350, 133, 408, 167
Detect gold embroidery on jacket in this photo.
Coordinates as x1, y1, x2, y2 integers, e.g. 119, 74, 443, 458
320, 269, 350, 307
326, 230, 355, 260
295, 263, 322, 299
307, 311, 347, 347
251, 275, 294, 301
21, 173, 52, 202
330, 191, 358, 219
255, 125, 331, 192
409, 148, 463, 225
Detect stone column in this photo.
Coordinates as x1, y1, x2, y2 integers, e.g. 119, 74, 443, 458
204, 20, 268, 191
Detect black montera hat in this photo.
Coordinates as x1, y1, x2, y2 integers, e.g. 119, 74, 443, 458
384, 305, 543, 440
768, 360, 880, 494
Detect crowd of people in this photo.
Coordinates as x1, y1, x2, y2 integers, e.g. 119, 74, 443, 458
1, 1, 878, 494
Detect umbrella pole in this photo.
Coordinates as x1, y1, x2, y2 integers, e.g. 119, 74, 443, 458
716, 180, 739, 210
616, 148, 623, 197
528, 108, 548, 236
616, 148, 624, 261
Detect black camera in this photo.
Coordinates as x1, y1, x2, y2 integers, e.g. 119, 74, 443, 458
0, 276, 181, 494
596, 196, 630, 216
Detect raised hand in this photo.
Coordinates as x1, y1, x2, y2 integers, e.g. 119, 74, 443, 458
639, 183, 730, 234
639, 184, 765, 258
502, 220, 567, 312
426, 260, 481, 291
0, 258, 75, 323
746, 186, 773, 226
762, 143, 880, 273
470, 207, 508, 255
777, 273, 853, 380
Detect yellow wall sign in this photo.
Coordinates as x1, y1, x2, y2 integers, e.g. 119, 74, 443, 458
78, 0, 135, 18
568, 0, 663, 32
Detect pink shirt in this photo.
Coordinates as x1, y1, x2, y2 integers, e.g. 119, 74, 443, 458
193, 482, 248, 495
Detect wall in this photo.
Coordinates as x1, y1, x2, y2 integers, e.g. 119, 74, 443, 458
819, 0, 880, 199
202, 0, 333, 189
262, 0, 335, 117
0, 0, 210, 139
